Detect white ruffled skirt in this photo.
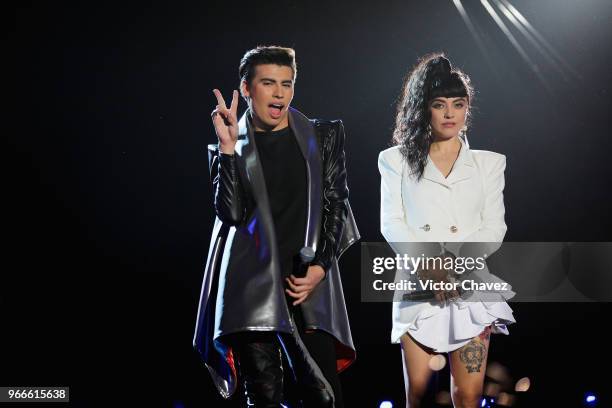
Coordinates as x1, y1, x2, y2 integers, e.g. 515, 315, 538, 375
391, 298, 516, 352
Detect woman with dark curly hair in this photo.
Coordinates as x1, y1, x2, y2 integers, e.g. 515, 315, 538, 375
378, 53, 516, 407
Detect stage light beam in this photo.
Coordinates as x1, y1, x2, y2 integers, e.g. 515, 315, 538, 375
480, 0, 552, 92
499, 0, 581, 81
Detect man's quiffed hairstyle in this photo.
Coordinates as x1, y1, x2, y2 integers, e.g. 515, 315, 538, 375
239, 46, 297, 85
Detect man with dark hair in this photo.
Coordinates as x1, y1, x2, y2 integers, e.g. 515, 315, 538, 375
193, 45, 359, 407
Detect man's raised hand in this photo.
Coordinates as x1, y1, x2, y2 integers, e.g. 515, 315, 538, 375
211, 89, 239, 154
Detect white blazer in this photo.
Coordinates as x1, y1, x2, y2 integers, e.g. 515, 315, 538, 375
378, 136, 515, 348
378, 136, 507, 259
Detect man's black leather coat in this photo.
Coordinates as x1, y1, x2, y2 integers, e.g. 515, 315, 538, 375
193, 108, 360, 398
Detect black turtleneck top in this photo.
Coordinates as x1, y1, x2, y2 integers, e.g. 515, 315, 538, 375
254, 126, 307, 277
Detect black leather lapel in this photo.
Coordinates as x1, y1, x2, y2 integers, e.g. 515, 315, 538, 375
235, 111, 276, 239
288, 107, 322, 252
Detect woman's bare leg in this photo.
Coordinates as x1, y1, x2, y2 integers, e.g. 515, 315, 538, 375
449, 326, 491, 408
400, 333, 436, 408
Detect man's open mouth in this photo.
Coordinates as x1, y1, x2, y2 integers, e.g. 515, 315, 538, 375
268, 103, 284, 118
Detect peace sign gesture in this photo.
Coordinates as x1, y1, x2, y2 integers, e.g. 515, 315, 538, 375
211, 89, 239, 154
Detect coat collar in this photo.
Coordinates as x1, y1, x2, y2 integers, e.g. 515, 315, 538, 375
235, 107, 322, 253
422, 135, 475, 186
287, 108, 323, 252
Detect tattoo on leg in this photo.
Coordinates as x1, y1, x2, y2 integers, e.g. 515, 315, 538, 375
459, 339, 486, 373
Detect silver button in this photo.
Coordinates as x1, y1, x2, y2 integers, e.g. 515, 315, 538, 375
450, 225, 458, 233
422, 224, 431, 232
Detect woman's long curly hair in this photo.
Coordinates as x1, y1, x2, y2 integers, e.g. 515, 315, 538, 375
392, 53, 474, 180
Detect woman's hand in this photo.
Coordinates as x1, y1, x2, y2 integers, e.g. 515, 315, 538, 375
285, 265, 326, 306
417, 256, 460, 303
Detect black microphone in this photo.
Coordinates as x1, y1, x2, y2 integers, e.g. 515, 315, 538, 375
294, 247, 315, 278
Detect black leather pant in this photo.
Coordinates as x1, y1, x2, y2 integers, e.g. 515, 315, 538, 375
230, 306, 342, 407
232, 332, 285, 407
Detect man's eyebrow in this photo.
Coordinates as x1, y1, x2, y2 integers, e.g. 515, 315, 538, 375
259, 78, 294, 84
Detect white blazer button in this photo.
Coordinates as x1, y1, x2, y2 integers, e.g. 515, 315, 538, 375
421, 224, 431, 232
450, 225, 458, 233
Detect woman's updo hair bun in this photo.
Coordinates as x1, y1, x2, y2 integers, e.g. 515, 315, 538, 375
423, 54, 471, 102
428, 56, 452, 80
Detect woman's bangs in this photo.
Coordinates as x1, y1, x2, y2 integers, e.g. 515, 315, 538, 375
429, 76, 468, 100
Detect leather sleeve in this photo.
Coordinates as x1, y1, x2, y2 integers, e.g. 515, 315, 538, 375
208, 147, 246, 226
311, 120, 350, 276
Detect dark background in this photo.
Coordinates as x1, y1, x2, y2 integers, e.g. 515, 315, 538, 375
8, 0, 612, 406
